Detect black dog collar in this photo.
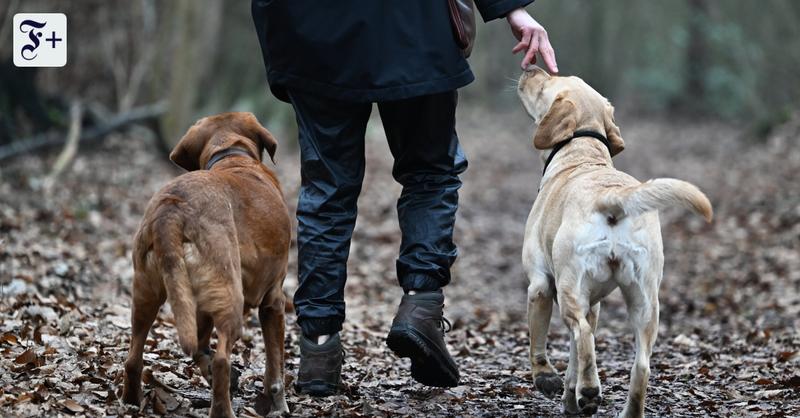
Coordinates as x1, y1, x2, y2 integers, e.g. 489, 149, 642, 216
204, 148, 253, 170
542, 130, 612, 175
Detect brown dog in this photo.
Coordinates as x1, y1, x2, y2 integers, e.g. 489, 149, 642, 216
122, 112, 291, 417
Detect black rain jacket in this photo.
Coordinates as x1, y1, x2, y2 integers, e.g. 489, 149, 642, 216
252, 0, 534, 102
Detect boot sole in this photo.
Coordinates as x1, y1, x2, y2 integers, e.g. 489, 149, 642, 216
386, 326, 459, 387
294, 380, 339, 397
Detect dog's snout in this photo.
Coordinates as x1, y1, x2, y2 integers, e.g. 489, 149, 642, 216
518, 71, 534, 90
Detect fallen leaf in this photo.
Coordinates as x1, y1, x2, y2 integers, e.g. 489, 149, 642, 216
15, 392, 35, 404
673, 334, 697, 347
777, 351, 798, 363
62, 399, 84, 413
15, 349, 36, 365
781, 376, 800, 389
756, 389, 785, 399
1, 332, 19, 345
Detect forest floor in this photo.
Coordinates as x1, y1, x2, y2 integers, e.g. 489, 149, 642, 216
1, 108, 799, 417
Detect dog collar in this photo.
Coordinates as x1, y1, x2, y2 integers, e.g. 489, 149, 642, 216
542, 130, 612, 175
204, 147, 253, 170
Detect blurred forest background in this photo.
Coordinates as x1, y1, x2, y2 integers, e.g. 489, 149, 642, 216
2, 0, 800, 150
2, 1, 799, 417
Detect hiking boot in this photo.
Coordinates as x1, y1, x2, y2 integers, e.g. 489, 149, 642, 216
295, 333, 343, 397
386, 290, 460, 387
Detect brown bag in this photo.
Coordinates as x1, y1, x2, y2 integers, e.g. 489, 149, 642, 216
447, 0, 477, 58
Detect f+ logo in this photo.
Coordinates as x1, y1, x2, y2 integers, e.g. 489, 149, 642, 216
13, 13, 67, 67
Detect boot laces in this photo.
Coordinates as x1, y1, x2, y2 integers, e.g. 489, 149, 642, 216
438, 316, 452, 334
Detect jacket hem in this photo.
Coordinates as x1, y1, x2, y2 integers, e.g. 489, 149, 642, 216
268, 68, 475, 103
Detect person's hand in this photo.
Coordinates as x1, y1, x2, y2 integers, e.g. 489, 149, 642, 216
506, 8, 558, 73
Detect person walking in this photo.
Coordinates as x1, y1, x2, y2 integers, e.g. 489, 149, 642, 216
251, 0, 558, 396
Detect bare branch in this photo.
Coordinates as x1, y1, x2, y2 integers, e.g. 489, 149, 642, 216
0, 101, 166, 162
43, 101, 84, 190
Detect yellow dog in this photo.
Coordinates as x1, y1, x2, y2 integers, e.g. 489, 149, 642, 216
518, 67, 712, 417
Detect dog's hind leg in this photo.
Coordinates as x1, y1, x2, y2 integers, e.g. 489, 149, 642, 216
587, 302, 600, 333
123, 272, 164, 406
619, 280, 659, 418
207, 269, 243, 418
562, 302, 600, 414
527, 270, 562, 398
209, 310, 241, 418
193, 312, 214, 385
563, 328, 579, 414
258, 288, 289, 414
558, 283, 601, 416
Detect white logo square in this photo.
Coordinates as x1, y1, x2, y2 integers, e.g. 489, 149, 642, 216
13, 13, 67, 67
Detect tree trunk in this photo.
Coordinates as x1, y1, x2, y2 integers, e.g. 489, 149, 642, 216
682, 0, 710, 111
160, 0, 222, 148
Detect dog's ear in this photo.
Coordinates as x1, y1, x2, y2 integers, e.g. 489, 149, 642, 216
603, 104, 625, 156
254, 123, 278, 164
237, 113, 278, 164
169, 124, 205, 171
533, 93, 577, 150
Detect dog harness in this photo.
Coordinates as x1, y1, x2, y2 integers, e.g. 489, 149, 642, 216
204, 148, 253, 170
542, 130, 612, 175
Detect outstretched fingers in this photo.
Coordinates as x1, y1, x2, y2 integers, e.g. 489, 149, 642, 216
539, 35, 559, 74
522, 32, 541, 69
512, 28, 532, 54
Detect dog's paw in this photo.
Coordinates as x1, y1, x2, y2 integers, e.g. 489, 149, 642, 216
229, 365, 242, 394
563, 386, 580, 415
268, 383, 289, 414
121, 383, 142, 406
209, 403, 236, 418
255, 390, 290, 416
576, 386, 602, 416
617, 402, 643, 418
194, 348, 214, 384
268, 400, 290, 416
534, 372, 564, 398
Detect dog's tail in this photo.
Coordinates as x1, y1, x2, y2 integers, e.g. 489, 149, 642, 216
152, 214, 198, 357
596, 178, 713, 222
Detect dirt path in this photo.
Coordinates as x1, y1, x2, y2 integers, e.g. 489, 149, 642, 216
1, 110, 798, 416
